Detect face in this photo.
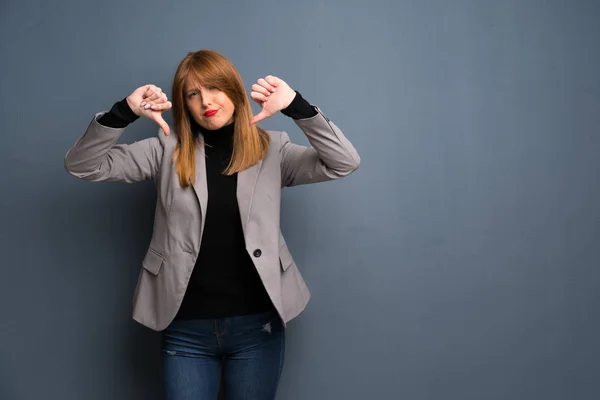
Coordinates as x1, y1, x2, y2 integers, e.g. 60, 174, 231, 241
185, 83, 235, 130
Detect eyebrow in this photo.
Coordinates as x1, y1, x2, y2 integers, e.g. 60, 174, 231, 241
185, 83, 216, 95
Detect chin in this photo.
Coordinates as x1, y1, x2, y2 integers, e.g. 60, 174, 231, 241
202, 122, 223, 131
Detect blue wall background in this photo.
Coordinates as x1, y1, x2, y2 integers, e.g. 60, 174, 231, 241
1, 0, 599, 399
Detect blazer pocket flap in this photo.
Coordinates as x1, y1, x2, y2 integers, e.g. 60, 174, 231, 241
279, 246, 294, 271
142, 248, 164, 275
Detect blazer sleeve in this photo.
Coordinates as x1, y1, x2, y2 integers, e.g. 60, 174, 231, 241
64, 112, 166, 183
279, 106, 360, 187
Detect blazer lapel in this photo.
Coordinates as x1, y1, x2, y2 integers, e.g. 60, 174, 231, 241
192, 137, 208, 235
237, 159, 263, 232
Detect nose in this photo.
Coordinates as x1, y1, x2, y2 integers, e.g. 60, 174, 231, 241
200, 90, 211, 109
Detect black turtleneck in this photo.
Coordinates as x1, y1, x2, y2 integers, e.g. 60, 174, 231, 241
175, 120, 275, 319
97, 92, 317, 319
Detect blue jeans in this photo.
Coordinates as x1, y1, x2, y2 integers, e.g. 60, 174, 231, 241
162, 309, 285, 400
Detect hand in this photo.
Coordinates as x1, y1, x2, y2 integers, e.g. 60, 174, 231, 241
250, 76, 296, 126
126, 84, 172, 135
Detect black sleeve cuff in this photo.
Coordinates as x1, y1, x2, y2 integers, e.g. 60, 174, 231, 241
97, 97, 140, 128
280, 91, 318, 120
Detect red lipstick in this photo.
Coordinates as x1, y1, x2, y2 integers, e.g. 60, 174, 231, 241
204, 109, 218, 117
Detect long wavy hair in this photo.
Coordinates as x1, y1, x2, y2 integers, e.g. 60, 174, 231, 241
171, 50, 270, 188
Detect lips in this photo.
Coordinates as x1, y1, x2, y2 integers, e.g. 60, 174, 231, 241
204, 109, 218, 117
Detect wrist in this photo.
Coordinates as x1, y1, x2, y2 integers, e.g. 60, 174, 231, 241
114, 97, 140, 123
280, 91, 318, 120
282, 89, 297, 109
126, 96, 140, 116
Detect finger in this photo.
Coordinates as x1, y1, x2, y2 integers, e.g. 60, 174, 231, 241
252, 83, 270, 97
147, 93, 168, 107
257, 78, 276, 93
156, 93, 168, 103
152, 114, 170, 136
142, 85, 158, 100
135, 84, 153, 98
146, 88, 163, 104
149, 93, 169, 107
265, 75, 282, 87
141, 86, 163, 107
150, 101, 172, 111
251, 91, 269, 103
250, 110, 269, 126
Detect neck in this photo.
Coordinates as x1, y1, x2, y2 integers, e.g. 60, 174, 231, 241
197, 121, 235, 149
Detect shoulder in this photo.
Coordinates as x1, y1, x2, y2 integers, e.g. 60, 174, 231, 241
155, 125, 178, 152
266, 129, 291, 149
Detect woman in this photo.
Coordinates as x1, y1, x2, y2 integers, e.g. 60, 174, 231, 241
65, 50, 360, 399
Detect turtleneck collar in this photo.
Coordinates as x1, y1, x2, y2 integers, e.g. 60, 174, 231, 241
197, 121, 235, 149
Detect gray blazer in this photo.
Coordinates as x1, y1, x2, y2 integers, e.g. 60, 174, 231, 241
65, 106, 360, 331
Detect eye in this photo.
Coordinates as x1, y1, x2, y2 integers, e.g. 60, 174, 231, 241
188, 91, 197, 98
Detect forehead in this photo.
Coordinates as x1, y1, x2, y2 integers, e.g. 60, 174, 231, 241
183, 70, 211, 91
184, 77, 203, 92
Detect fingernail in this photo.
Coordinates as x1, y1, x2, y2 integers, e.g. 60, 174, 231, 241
145, 104, 151, 109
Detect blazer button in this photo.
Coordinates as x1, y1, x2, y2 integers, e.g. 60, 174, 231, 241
253, 249, 262, 258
